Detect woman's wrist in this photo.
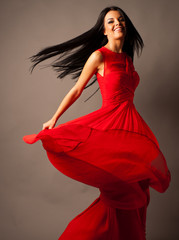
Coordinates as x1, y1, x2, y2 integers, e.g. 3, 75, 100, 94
52, 115, 58, 122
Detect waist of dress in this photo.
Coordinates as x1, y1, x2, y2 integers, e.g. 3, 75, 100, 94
102, 92, 134, 107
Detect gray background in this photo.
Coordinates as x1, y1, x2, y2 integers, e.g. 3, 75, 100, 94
0, 0, 178, 239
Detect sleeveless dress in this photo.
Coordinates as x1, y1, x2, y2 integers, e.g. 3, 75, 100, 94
23, 46, 171, 240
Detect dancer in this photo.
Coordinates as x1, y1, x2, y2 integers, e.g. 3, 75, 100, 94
23, 6, 171, 240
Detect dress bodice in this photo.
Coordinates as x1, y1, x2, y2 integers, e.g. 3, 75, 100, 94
95, 46, 140, 107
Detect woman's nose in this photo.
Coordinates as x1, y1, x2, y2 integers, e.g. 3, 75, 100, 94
115, 20, 122, 26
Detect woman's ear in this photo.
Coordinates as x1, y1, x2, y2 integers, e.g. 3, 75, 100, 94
103, 25, 106, 36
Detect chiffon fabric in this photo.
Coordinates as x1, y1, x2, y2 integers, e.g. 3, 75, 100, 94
23, 46, 171, 240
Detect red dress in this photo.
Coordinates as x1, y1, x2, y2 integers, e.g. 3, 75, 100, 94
23, 46, 171, 240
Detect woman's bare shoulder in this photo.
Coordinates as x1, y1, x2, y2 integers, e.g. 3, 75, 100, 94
89, 49, 103, 64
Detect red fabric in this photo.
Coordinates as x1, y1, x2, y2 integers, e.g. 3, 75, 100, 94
23, 46, 171, 239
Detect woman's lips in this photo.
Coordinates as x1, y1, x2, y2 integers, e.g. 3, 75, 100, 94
114, 27, 123, 32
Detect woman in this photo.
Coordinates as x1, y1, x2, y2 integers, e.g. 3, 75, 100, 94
23, 6, 171, 240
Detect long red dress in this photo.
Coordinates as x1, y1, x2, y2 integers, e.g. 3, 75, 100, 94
23, 46, 171, 240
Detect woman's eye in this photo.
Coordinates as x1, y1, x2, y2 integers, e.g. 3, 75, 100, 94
108, 18, 125, 24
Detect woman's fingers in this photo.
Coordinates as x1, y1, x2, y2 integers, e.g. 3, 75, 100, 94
42, 119, 55, 130
42, 122, 48, 130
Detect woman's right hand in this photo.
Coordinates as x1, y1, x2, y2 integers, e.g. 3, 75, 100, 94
42, 118, 57, 130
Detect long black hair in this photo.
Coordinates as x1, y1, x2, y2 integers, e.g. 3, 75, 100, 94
30, 6, 144, 101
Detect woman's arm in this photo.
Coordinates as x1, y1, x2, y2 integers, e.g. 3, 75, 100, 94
42, 50, 103, 130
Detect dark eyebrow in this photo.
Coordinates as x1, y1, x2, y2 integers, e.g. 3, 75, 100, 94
107, 16, 123, 20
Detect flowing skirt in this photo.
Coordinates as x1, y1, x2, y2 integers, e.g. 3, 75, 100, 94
23, 101, 170, 239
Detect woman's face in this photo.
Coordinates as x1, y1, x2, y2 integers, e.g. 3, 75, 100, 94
103, 10, 126, 41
